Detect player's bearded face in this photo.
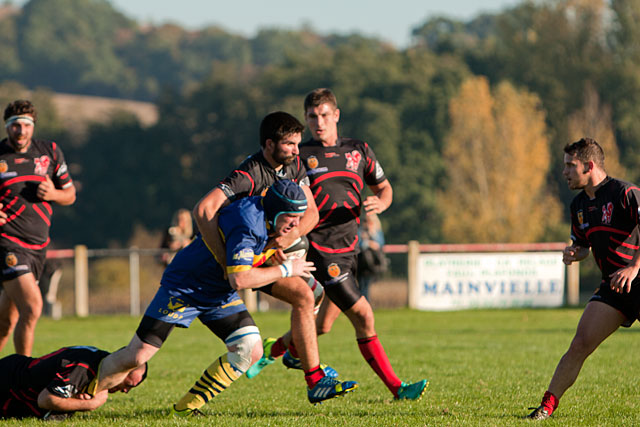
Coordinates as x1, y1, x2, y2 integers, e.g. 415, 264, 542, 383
6, 117, 34, 152
563, 153, 590, 190
271, 133, 301, 166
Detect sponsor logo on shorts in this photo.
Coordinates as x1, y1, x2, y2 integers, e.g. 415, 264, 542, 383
327, 263, 341, 278
0, 160, 7, 173
158, 297, 187, 321
2, 265, 29, 275
307, 156, 319, 169
5, 253, 17, 267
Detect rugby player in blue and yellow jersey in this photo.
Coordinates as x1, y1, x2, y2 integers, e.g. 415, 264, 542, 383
96, 180, 357, 416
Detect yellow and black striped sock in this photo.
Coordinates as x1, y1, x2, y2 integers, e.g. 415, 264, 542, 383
174, 354, 241, 411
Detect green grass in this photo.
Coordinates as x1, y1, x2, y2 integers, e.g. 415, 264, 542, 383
3, 308, 640, 426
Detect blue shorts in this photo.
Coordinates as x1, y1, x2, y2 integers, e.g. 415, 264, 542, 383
144, 285, 247, 328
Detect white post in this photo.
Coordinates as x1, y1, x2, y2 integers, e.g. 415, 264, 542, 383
407, 240, 420, 309
129, 247, 140, 316
566, 262, 580, 307
74, 245, 89, 317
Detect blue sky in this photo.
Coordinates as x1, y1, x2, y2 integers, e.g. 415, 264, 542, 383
12, 0, 520, 48
103, 0, 520, 48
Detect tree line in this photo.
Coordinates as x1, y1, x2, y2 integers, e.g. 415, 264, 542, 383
0, 0, 637, 251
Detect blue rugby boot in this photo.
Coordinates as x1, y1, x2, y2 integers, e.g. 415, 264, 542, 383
308, 376, 358, 404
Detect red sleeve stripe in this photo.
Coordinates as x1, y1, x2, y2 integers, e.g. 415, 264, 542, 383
623, 186, 640, 209
312, 171, 363, 190
0, 233, 49, 249
32, 204, 51, 226
0, 175, 45, 188
606, 256, 627, 269
310, 235, 359, 254
52, 142, 58, 162
609, 236, 640, 250
28, 347, 67, 368
317, 202, 337, 226
59, 173, 69, 180
236, 170, 255, 196
609, 246, 633, 260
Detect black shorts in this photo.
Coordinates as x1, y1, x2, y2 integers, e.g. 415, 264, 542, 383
307, 246, 362, 312
0, 247, 46, 282
136, 310, 256, 348
589, 280, 640, 327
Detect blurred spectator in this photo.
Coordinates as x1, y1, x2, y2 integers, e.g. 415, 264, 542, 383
357, 213, 387, 300
159, 208, 194, 266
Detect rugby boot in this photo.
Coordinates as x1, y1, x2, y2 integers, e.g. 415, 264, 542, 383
307, 376, 358, 404
170, 405, 205, 417
246, 337, 277, 379
395, 379, 428, 400
526, 405, 552, 420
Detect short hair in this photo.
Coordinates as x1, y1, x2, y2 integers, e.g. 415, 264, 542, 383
259, 111, 304, 148
4, 99, 37, 122
564, 137, 605, 169
303, 88, 338, 112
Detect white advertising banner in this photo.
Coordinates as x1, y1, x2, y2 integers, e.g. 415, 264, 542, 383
415, 252, 565, 310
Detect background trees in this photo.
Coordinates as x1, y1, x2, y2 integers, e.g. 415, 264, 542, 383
0, 0, 633, 249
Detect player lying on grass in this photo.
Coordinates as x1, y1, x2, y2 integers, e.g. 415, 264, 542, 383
96, 180, 358, 417
0, 345, 146, 420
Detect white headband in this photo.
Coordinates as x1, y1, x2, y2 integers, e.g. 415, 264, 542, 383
5, 115, 35, 128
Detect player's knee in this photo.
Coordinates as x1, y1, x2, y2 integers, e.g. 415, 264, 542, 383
225, 325, 261, 373
0, 313, 16, 335
567, 334, 596, 357
316, 319, 333, 335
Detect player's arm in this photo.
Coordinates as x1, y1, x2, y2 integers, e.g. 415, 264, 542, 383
37, 388, 109, 413
363, 179, 393, 215
37, 176, 76, 205
193, 187, 230, 266
228, 257, 315, 290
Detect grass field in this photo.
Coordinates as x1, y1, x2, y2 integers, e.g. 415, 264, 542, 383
3, 308, 640, 426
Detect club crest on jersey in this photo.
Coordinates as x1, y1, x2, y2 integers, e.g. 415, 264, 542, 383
34, 155, 50, 176
307, 156, 319, 170
327, 263, 341, 278
602, 202, 613, 224
345, 151, 361, 172
5, 253, 17, 267
0, 160, 7, 173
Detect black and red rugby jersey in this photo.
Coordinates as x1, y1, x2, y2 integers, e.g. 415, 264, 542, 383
570, 177, 640, 281
0, 138, 73, 251
0, 346, 108, 419
217, 150, 309, 200
299, 137, 386, 254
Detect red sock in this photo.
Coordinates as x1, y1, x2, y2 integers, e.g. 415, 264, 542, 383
270, 337, 287, 358
541, 391, 559, 414
357, 335, 402, 395
304, 365, 326, 389
288, 342, 299, 358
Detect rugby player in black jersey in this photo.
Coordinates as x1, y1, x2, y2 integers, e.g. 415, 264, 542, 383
0, 100, 76, 357
248, 89, 427, 401
0, 345, 146, 420
528, 138, 640, 420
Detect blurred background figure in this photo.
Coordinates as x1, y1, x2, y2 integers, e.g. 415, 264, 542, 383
159, 208, 194, 267
357, 213, 387, 301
